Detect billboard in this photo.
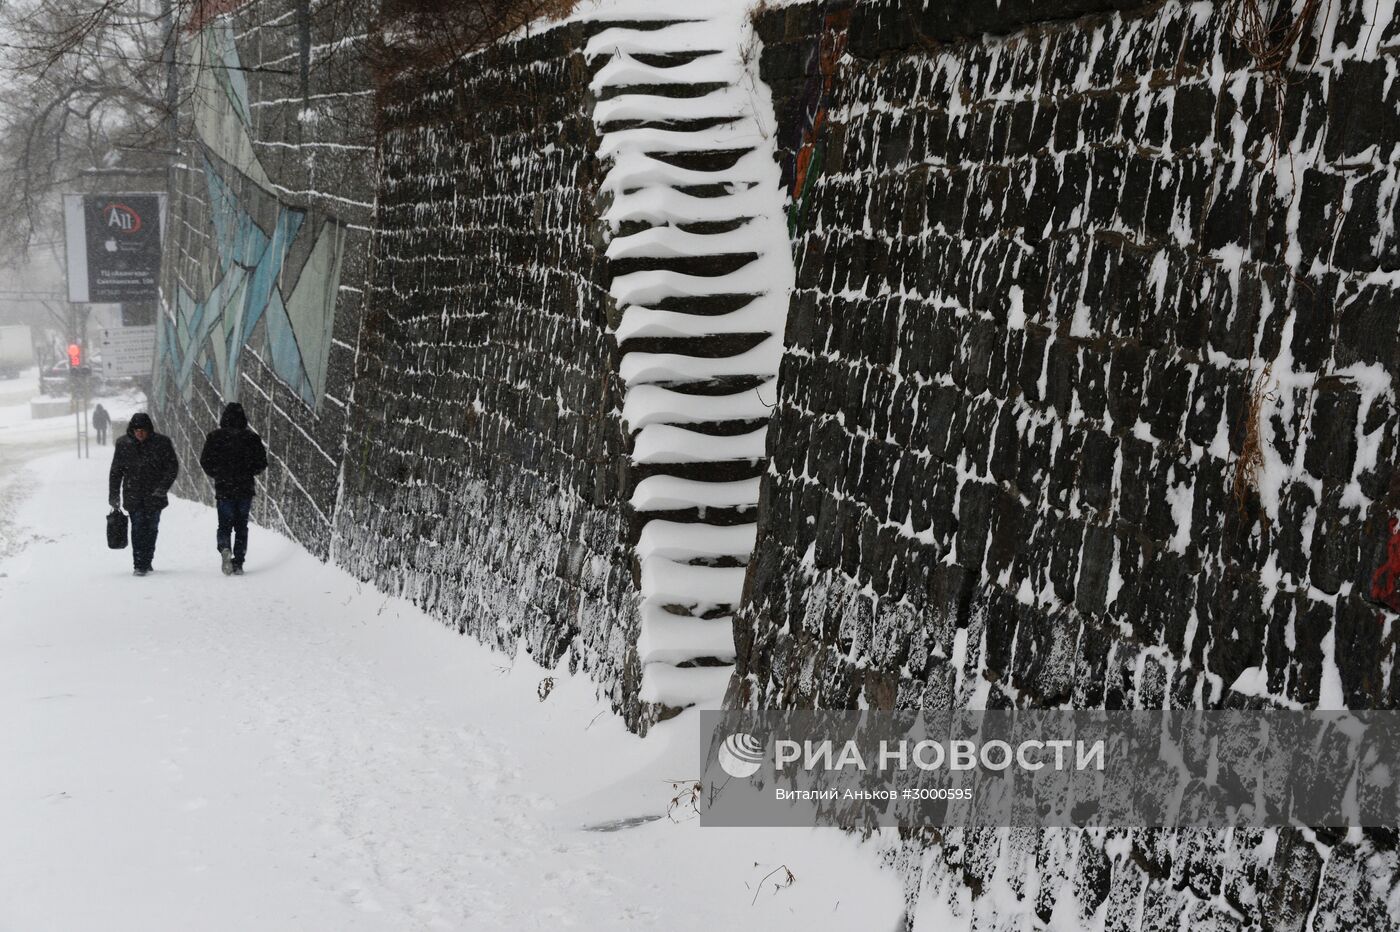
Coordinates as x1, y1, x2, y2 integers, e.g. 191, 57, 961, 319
63, 193, 164, 303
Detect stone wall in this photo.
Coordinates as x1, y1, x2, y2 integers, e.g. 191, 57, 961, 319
151, 1, 1400, 920
157, 0, 375, 558
157, 3, 654, 724
746, 0, 1399, 927
330, 26, 648, 722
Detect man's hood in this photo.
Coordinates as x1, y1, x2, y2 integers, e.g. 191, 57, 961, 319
220, 403, 248, 430
127, 412, 155, 437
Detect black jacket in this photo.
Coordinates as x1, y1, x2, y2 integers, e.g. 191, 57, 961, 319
109, 413, 180, 511
199, 403, 268, 500
92, 405, 110, 430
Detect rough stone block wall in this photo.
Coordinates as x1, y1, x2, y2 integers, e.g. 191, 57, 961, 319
331, 26, 648, 723
157, 0, 375, 558
746, 0, 1400, 927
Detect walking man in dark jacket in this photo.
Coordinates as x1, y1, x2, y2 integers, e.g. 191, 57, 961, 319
92, 403, 111, 445
199, 402, 268, 576
109, 412, 180, 576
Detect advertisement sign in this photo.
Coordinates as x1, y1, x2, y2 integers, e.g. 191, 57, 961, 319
98, 326, 157, 378
63, 193, 164, 303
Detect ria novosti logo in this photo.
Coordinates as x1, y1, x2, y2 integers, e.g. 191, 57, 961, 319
717, 732, 765, 778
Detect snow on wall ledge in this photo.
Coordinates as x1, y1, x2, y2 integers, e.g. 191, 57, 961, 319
745, 0, 1400, 928
585, 1, 796, 713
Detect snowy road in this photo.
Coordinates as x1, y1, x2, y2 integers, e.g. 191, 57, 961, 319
0, 373, 59, 561
0, 441, 902, 930
0, 372, 144, 563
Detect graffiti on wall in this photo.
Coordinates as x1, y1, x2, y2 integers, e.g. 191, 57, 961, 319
780, 7, 851, 238
157, 15, 347, 410
1371, 517, 1400, 613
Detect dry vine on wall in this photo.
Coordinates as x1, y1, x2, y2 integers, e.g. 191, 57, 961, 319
1223, 0, 1324, 517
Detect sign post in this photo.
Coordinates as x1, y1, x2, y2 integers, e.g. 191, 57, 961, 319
62, 193, 164, 459
72, 368, 90, 459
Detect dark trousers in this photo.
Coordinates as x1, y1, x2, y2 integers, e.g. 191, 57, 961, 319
217, 498, 253, 566
129, 509, 161, 571
95, 426, 107, 444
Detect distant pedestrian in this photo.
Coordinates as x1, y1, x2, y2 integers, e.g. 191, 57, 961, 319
92, 403, 110, 445
109, 412, 180, 577
198, 402, 267, 576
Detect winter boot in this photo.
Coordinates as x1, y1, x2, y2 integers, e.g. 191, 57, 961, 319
221, 548, 234, 576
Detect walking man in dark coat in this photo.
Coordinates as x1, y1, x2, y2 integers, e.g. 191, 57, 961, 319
199, 402, 268, 576
109, 412, 180, 576
92, 403, 111, 445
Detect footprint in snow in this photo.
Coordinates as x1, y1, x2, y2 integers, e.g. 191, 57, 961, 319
343, 886, 383, 913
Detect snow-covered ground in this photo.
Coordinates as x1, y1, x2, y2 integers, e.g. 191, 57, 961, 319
0, 442, 903, 930
0, 367, 147, 448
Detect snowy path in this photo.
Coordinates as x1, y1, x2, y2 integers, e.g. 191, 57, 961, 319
0, 373, 63, 562
0, 449, 902, 931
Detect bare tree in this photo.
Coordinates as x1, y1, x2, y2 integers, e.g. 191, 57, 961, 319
0, 0, 183, 262
0, 0, 580, 261
0, 0, 582, 274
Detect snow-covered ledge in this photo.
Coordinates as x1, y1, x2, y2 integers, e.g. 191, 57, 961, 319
584, 2, 794, 711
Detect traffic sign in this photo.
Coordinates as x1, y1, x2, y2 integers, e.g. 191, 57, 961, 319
99, 326, 156, 378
